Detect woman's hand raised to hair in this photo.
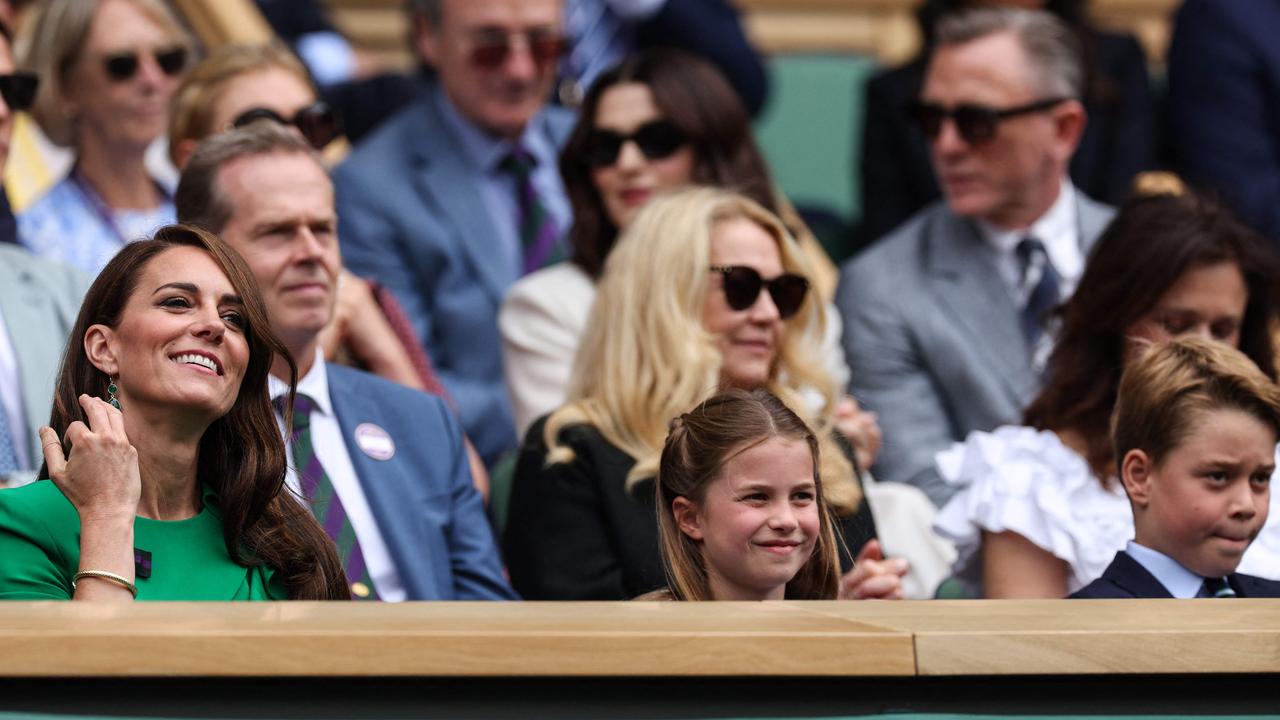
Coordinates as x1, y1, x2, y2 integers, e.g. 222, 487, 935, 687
834, 395, 882, 471
39, 395, 141, 523
839, 540, 908, 600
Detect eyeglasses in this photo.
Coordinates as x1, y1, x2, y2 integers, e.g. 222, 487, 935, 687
469, 30, 566, 70
232, 102, 342, 150
710, 266, 810, 320
583, 120, 686, 168
906, 97, 1068, 145
102, 46, 188, 82
0, 72, 38, 111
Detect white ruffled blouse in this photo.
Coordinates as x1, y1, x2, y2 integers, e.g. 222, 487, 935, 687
934, 425, 1280, 594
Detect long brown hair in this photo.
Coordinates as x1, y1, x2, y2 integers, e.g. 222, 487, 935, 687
560, 48, 779, 280
655, 388, 841, 601
1024, 188, 1280, 478
44, 224, 349, 600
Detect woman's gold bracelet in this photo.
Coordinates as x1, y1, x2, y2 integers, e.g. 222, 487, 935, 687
71, 570, 138, 598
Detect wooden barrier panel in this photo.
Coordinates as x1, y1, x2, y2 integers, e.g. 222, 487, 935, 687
0, 601, 915, 677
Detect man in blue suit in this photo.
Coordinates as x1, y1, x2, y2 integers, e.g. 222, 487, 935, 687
176, 123, 516, 601
333, 0, 574, 466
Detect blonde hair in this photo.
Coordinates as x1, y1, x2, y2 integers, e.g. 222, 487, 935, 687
656, 388, 841, 600
168, 43, 312, 166
544, 187, 861, 513
1113, 337, 1280, 473
17, 0, 194, 147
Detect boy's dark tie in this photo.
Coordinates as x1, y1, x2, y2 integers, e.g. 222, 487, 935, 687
1199, 577, 1237, 598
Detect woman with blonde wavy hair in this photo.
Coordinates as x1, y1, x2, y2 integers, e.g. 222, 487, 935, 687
503, 187, 906, 600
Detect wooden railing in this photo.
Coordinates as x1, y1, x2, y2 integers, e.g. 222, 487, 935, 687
4, 599, 1277, 677
321, 0, 1182, 69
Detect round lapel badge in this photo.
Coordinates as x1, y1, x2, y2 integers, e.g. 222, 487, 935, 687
354, 423, 395, 461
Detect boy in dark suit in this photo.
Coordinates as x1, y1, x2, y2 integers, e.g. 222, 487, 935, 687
1072, 338, 1280, 599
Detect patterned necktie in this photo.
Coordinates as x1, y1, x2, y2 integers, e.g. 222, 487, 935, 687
279, 394, 378, 600
0, 392, 18, 478
501, 147, 562, 275
1200, 577, 1237, 598
1016, 237, 1061, 351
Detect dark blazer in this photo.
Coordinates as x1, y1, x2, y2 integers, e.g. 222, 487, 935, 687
1168, 0, 1280, 245
836, 196, 1113, 507
1070, 551, 1280, 599
858, 30, 1152, 245
504, 418, 878, 600
333, 83, 575, 465
326, 363, 517, 600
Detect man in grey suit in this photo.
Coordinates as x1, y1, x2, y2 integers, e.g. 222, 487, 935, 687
332, 0, 573, 466
837, 7, 1114, 506
0, 19, 89, 487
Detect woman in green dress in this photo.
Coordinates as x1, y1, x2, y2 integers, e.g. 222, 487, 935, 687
0, 224, 349, 600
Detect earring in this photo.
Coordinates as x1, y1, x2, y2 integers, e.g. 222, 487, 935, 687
107, 377, 120, 410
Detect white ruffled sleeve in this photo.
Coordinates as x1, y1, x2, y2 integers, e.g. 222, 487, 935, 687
933, 426, 1132, 593
1238, 445, 1280, 580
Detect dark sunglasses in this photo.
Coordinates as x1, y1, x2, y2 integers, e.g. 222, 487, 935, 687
103, 46, 188, 82
232, 101, 342, 150
470, 31, 566, 70
906, 97, 1068, 145
583, 120, 686, 168
710, 265, 810, 320
0, 72, 38, 111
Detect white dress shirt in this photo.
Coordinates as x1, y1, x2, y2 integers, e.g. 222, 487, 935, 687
0, 308, 29, 470
1125, 540, 1208, 599
269, 351, 407, 601
977, 178, 1085, 303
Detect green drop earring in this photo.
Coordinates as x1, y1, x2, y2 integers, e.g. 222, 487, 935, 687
107, 377, 120, 410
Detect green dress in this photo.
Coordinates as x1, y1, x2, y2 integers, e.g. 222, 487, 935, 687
0, 480, 288, 600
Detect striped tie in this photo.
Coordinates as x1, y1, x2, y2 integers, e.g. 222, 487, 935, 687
501, 147, 562, 275
281, 394, 378, 600
1200, 577, 1237, 598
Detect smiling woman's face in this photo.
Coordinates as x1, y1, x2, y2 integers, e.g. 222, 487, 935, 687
94, 245, 249, 420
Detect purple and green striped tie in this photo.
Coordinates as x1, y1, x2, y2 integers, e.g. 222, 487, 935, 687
502, 147, 562, 275
284, 394, 378, 600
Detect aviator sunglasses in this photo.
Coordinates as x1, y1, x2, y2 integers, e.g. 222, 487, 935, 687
906, 97, 1068, 145
583, 120, 686, 168
0, 72, 38, 111
232, 101, 342, 150
102, 46, 188, 82
710, 266, 810, 320
469, 30, 566, 70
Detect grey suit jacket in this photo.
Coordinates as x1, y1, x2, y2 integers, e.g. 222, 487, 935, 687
836, 196, 1113, 506
0, 245, 89, 474
333, 82, 575, 466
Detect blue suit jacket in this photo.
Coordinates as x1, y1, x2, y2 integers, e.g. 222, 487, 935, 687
1169, 0, 1280, 245
326, 364, 516, 600
1070, 551, 1280, 599
332, 84, 575, 465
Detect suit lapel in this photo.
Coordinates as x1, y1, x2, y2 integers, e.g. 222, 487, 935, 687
0, 261, 63, 461
325, 367, 431, 598
925, 210, 1033, 406
1104, 551, 1174, 598
409, 95, 514, 302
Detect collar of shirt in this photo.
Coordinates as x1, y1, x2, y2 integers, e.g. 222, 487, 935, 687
976, 178, 1083, 297
267, 347, 333, 418
1125, 540, 1207, 599
433, 84, 555, 176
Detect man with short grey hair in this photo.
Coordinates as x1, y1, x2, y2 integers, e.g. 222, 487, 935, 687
836, 7, 1113, 506
177, 123, 516, 601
